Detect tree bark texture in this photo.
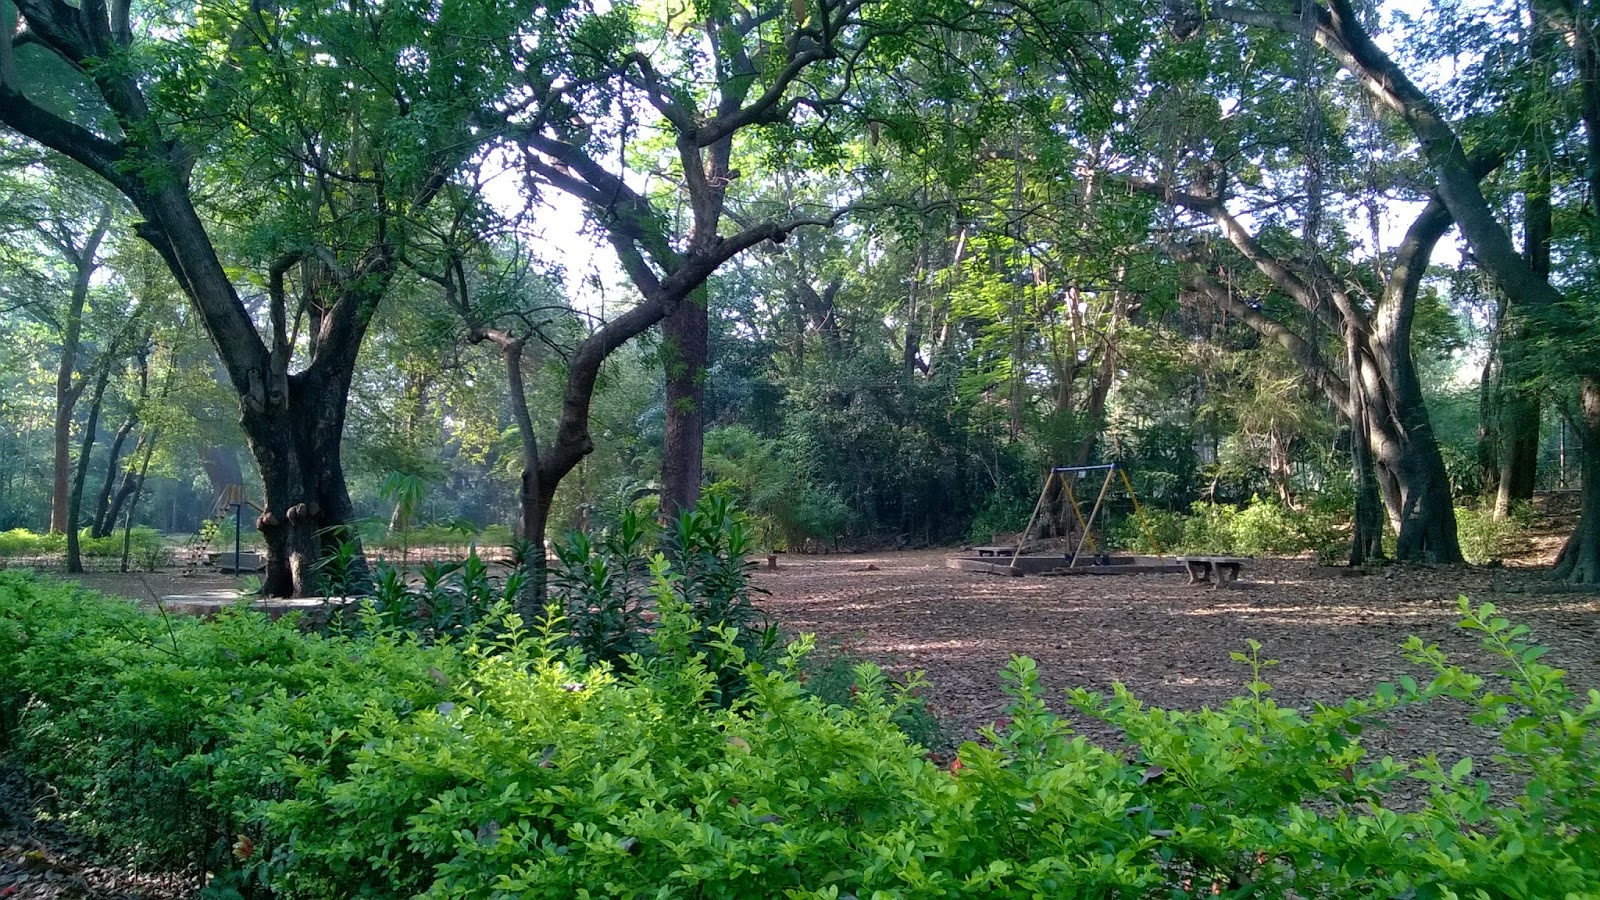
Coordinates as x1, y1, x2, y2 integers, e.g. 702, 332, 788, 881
660, 287, 709, 519
1554, 377, 1600, 582
245, 365, 364, 597
1493, 173, 1552, 516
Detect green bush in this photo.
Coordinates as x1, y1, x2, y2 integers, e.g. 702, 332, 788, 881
1114, 498, 1346, 562
0, 526, 164, 562
1455, 502, 1535, 565
3, 570, 1599, 898
1110, 507, 1187, 554
0, 527, 62, 555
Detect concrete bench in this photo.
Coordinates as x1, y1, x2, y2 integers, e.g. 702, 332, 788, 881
1176, 556, 1245, 589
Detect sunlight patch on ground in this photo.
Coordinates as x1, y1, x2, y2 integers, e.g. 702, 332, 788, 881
870, 639, 983, 653
1179, 604, 1449, 620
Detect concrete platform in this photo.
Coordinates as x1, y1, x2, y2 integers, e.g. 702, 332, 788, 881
206, 550, 264, 572
947, 555, 1182, 577
154, 592, 361, 619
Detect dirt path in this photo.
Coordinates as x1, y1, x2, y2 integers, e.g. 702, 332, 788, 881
753, 551, 1600, 772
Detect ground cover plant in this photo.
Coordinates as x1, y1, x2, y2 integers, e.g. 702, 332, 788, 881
2, 567, 1598, 899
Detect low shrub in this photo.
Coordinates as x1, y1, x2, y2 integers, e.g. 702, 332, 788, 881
1, 570, 1598, 899
0, 526, 165, 562
1114, 498, 1346, 562
1109, 507, 1187, 555
798, 638, 951, 754
1455, 502, 1535, 565
553, 496, 776, 702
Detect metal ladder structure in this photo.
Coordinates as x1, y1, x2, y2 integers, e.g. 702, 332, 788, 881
181, 484, 260, 575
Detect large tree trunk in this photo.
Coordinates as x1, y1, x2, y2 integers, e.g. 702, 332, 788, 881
244, 370, 360, 597
1493, 171, 1552, 516
1348, 413, 1386, 565
660, 286, 708, 519
1496, 386, 1541, 514
1367, 198, 1464, 564
49, 299, 88, 534
1554, 377, 1600, 582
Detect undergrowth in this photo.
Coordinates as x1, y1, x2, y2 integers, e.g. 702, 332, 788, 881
0, 568, 1596, 898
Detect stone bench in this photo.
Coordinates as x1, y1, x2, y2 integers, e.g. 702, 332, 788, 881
1176, 556, 1245, 589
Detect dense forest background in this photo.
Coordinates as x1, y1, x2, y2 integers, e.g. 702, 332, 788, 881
0, 0, 1594, 594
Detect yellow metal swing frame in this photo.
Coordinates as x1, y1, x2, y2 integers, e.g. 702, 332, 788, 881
1008, 463, 1156, 570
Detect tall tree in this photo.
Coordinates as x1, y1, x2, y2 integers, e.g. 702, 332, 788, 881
508, 0, 939, 518
0, 0, 532, 594
1203, 0, 1600, 578
0, 154, 117, 532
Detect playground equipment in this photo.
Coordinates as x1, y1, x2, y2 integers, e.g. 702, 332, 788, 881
183, 483, 265, 574
949, 463, 1178, 577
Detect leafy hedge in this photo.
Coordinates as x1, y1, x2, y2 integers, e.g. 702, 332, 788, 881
1115, 498, 1347, 563
1, 570, 1598, 898
0, 526, 165, 561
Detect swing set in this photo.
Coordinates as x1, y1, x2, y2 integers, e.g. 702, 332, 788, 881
953, 462, 1174, 577
1008, 463, 1157, 570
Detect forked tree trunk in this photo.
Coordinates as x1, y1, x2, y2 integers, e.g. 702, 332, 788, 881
101, 465, 140, 538
1154, 179, 1464, 564
91, 413, 135, 538
47, 211, 110, 533
474, 327, 550, 609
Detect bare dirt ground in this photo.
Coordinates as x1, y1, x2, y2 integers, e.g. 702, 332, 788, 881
753, 550, 1600, 773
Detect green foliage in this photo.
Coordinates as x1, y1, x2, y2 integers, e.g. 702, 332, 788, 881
554, 497, 776, 702
366, 523, 515, 554
1113, 498, 1346, 562
1455, 503, 1536, 565
551, 508, 655, 666
4, 574, 1600, 897
967, 488, 1037, 544
797, 639, 950, 754
0, 526, 163, 562
1109, 507, 1186, 554
362, 553, 523, 642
